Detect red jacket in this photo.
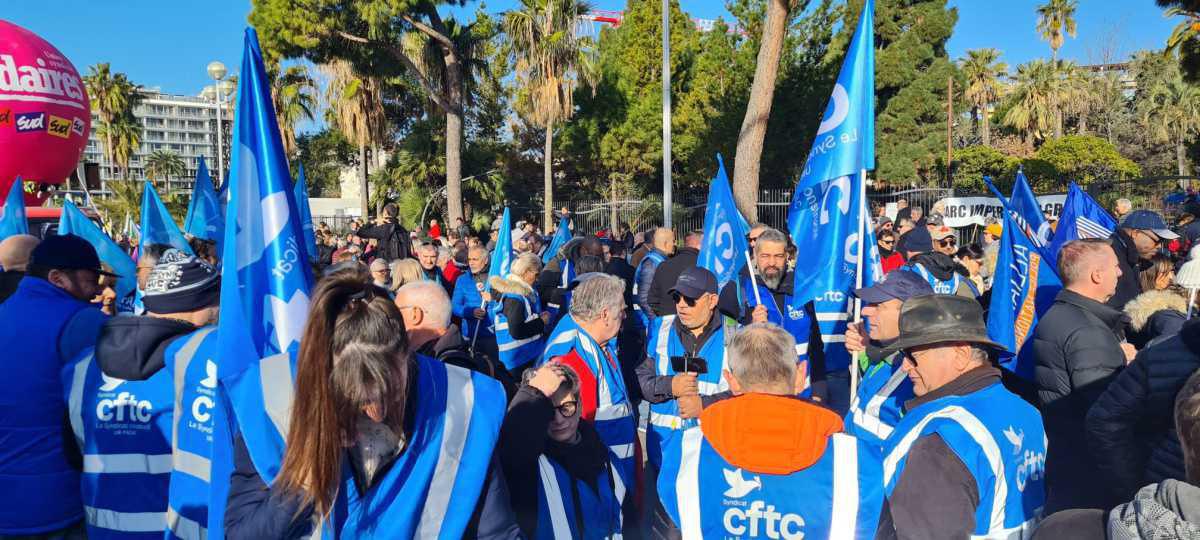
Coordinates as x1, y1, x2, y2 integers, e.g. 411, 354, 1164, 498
881, 251, 906, 274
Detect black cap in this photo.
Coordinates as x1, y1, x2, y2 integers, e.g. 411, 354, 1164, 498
902, 227, 933, 253
31, 235, 118, 277
853, 270, 935, 304
1122, 210, 1179, 240
669, 267, 718, 299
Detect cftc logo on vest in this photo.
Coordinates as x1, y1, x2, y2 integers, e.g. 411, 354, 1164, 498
187, 360, 218, 440
1005, 426, 1046, 492
721, 468, 807, 539
95, 387, 154, 435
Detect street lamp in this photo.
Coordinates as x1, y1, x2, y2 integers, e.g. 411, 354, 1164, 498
206, 60, 228, 185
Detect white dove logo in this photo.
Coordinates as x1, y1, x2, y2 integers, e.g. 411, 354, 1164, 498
723, 468, 762, 499
234, 144, 291, 271
99, 371, 124, 392
816, 84, 850, 135
200, 360, 218, 389
1003, 425, 1025, 455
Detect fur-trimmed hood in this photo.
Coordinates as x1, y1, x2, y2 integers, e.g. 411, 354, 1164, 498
488, 274, 534, 296
1125, 289, 1189, 333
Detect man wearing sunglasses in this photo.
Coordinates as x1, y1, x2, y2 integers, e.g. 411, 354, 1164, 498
880, 295, 1046, 539
1108, 210, 1178, 310
896, 226, 978, 298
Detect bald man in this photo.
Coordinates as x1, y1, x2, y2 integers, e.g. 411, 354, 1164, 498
0, 234, 39, 304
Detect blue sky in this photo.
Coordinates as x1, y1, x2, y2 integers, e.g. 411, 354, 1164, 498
2, 0, 1179, 98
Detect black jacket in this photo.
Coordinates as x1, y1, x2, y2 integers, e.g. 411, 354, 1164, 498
905, 252, 976, 297
1032, 288, 1130, 512
635, 313, 725, 406
634, 248, 668, 318
95, 316, 198, 381
355, 221, 412, 261
1123, 289, 1188, 350
1086, 317, 1200, 506
1108, 230, 1146, 311
499, 385, 618, 538
646, 247, 698, 317
420, 324, 517, 402
0, 270, 23, 304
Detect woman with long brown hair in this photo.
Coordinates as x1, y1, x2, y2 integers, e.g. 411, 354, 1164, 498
223, 274, 515, 538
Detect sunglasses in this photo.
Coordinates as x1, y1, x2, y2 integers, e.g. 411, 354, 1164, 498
879, 240, 894, 246
555, 400, 579, 418
671, 291, 702, 307
939, 238, 957, 246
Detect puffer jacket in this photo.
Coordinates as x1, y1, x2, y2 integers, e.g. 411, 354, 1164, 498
488, 275, 545, 341
1108, 480, 1200, 539
1125, 289, 1188, 350
1086, 318, 1200, 506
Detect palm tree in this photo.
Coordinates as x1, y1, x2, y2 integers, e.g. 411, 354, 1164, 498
1036, 0, 1078, 61
93, 117, 143, 180
322, 60, 388, 218
960, 48, 1008, 147
504, 0, 598, 229
1139, 76, 1200, 175
271, 65, 318, 159
83, 63, 141, 180
1003, 60, 1059, 145
144, 150, 185, 190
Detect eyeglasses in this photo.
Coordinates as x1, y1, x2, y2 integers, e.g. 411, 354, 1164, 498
671, 292, 701, 307
555, 400, 579, 418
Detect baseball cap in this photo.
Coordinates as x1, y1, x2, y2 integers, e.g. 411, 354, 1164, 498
142, 249, 220, 314
1122, 210, 1179, 240
853, 270, 935, 304
902, 227, 933, 253
927, 212, 945, 226
931, 226, 956, 241
31, 235, 119, 277
669, 267, 718, 299
985, 223, 1003, 238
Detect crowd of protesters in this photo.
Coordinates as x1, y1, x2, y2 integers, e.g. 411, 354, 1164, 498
9, 195, 1200, 539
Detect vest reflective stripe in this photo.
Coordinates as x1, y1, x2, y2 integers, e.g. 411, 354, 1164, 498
172, 328, 215, 481
911, 263, 961, 295
493, 292, 544, 369
67, 352, 91, 444
884, 405, 1008, 534
647, 315, 729, 467
830, 434, 859, 538
537, 456, 573, 539
83, 506, 164, 533
173, 450, 211, 482
414, 366, 475, 538
260, 351, 294, 442
850, 367, 907, 441
83, 453, 173, 474
166, 507, 207, 540
674, 428, 704, 539
739, 275, 811, 361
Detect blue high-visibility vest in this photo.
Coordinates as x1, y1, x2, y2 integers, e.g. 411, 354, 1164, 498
901, 263, 979, 297
163, 327, 219, 540
534, 454, 623, 539
644, 315, 728, 469
632, 251, 667, 329
322, 355, 505, 539
491, 290, 545, 371
883, 382, 1046, 538
844, 355, 912, 447
739, 275, 812, 363
659, 427, 886, 539
64, 348, 174, 539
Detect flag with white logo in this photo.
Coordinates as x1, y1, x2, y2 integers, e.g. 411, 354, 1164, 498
488, 207, 513, 291
542, 214, 571, 265
698, 155, 751, 288
1046, 182, 1117, 265
1008, 171, 1052, 248
292, 164, 318, 262
0, 177, 28, 240
183, 156, 224, 243
215, 28, 314, 485
987, 208, 1061, 379
59, 200, 137, 312
141, 181, 193, 255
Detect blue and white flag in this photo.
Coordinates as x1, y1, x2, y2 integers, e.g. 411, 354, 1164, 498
542, 215, 571, 265
1009, 170, 1052, 247
0, 178, 28, 240
788, 0, 874, 311
698, 155, 751, 288
141, 181, 193, 255
1047, 182, 1117, 265
183, 156, 224, 242
216, 28, 314, 486
59, 200, 137, 313
987, 209, 1061, 379
293, 164, 318, 262
487, 208, 513, 291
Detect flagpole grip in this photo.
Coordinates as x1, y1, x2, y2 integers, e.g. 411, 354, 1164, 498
744, 250, 762, 305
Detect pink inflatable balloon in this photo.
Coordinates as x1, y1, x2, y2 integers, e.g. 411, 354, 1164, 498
0, 19, 90, 206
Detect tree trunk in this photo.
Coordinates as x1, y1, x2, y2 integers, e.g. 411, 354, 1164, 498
359, 143, 369, 218
544, 122, 554, 232
731, 0, 790, 222
444, 52, 465, 225
1054, 109, 1063, 139
982, 105, 991, 147
610, 174, 619, 233
1179, 140, 1188, 176
1078, 113, 1087, 135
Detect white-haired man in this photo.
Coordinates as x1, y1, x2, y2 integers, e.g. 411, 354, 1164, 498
657, 324, 886, 538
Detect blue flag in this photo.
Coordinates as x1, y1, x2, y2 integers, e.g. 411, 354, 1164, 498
183, 156, 224, 242
293, 164, 318, 262
0, 178, 28, 240
488, 208, 513, 290
987, 209, 1061, 379
215, 28, 314, 490
1046, 182, 1117, 265
1009, 170, 1052, 248
542, 215, 572, 265
58, 200, 137, 313
140, 181, 193, 255
697, 155, 751, 288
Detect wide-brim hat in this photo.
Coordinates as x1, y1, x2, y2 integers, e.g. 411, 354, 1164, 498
884, 294, 1010, 356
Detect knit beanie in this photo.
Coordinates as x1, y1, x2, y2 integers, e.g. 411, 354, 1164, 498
142, 249, 220, 314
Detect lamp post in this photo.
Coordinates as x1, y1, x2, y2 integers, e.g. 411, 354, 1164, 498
206, 61, 228, 186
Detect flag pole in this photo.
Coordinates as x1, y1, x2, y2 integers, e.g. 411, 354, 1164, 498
851, 168, 867, 398
744, 250, 763, 305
